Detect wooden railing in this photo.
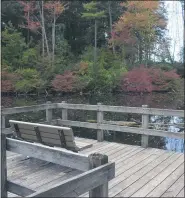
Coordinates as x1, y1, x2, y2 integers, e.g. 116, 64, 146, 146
1, 101, 184, 148
1, 133, 115, 197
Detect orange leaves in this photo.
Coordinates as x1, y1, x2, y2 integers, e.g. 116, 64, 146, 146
111, 0, 166, 46
44, 1, 65, 18
121, 1, 159, 12
78, 61, 89, 75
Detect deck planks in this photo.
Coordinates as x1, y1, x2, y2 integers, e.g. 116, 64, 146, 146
161, 174, 184, 197
176, 188, 185, 197
6, 137, 184, 198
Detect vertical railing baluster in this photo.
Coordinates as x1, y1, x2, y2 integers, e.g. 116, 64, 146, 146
1, 133, 7, 197
2, 115, 6, 129
141, 104, 149, 148
89, 153, 108, 197
46, 101, 52, 123
62, 101, 68, 120
97, 103, 104, 142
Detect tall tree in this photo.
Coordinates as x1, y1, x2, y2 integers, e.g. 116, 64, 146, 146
18, 1, 65, 66
108, 1, 115, 54
82, 1, 106, 77
110, 1, 167, 66
44, 1, 65, 66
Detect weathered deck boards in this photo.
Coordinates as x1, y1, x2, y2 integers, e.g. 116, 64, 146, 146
7, 137, 184, 197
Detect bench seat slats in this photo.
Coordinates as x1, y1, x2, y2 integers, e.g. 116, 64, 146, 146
10, 125, 73, 136
9, 120, 79, 152
15, 129, 74, 142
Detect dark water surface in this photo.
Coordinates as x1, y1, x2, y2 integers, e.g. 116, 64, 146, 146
2, 92, 184, 153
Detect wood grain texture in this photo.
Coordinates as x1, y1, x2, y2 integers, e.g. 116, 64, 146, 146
7, 181, 35, 196
9, 120, 81, 152
6, 138, 89, 171
141, 105, 149, 148
1, 133, 7, 198
28, 162, 115, 197
5, 137, 184, 198
58, 120, 184, 139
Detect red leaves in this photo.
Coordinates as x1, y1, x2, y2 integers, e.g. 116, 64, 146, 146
121, 66, 153, 92
51, 71, 77, 92
1, 71, 19, 92
18, 1, 41, 32
1, 80, 15, 92
18, 1, 64, 32
44, 1, 64, 17
120, 66, 180, 93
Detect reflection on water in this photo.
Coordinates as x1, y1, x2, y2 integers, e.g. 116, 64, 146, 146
1, 93, 184, 153
151, 116, 184, 153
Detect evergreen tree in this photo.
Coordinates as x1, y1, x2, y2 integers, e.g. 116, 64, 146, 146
82, 1, 106, 78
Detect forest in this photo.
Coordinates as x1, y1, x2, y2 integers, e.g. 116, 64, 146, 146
1, 1, 184, 95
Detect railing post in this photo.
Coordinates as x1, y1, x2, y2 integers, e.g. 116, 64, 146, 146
62, 101, 68, 120
97, 103, 104, 142
141, 105, 149, 148
46, 101, 52, 123
1, 133, 7, 197
1, 115, 6, 129
89, 153, 108, 197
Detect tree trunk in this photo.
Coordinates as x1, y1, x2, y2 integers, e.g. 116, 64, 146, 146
39, 1, 50, 59
139, 42, 143, 63
41, 1, 45, 59
94, 19, 97, 76
145, 43, 148, 67
41, 1, 50, 59
52, 8, 56, 67
27, 9, 30, 44
108, 1, 115, 54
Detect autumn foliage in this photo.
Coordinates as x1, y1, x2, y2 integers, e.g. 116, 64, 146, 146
1, 71, 19, 92
110, 1, 166, 47
120, 66, 180, 92
51, 71, 78, 92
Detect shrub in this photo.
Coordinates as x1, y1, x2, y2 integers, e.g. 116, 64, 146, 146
51, 71, 79, 92
1, 71, 19, 92
15, 68, 42, 93
120, 65, 180, 92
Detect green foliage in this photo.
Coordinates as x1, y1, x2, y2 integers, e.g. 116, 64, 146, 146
2, 23, 39, 71
15, 68, 42, 93
2, 24, 26, 70
1, 1, 183, 95
54, 38, 76, 73
82, 2, 106, 19
21, 48, 38, 66
78, 47, 127, 92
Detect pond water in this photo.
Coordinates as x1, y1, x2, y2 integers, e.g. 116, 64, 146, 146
2, 92, 184, 153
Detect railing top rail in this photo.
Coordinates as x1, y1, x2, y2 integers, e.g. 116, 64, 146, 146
58, 103, 184, 117
1, 103, 58, 115
57, 119, 184, 139
1, 102, 184, 117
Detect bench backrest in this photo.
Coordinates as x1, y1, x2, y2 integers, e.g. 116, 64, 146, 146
9, 120, 79, 152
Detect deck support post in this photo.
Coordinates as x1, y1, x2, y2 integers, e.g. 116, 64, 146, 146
2, 115, 6, 129
1, 133, 7, 197
97, 103, 104, 142
46, 101, 52, 123
89, 153, 108, 197
141, 105, 149, 148
62, 101, 68, 120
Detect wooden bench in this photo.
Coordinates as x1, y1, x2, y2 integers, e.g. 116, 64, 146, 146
9, 120, 92, 152
2, 134, 115, 197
